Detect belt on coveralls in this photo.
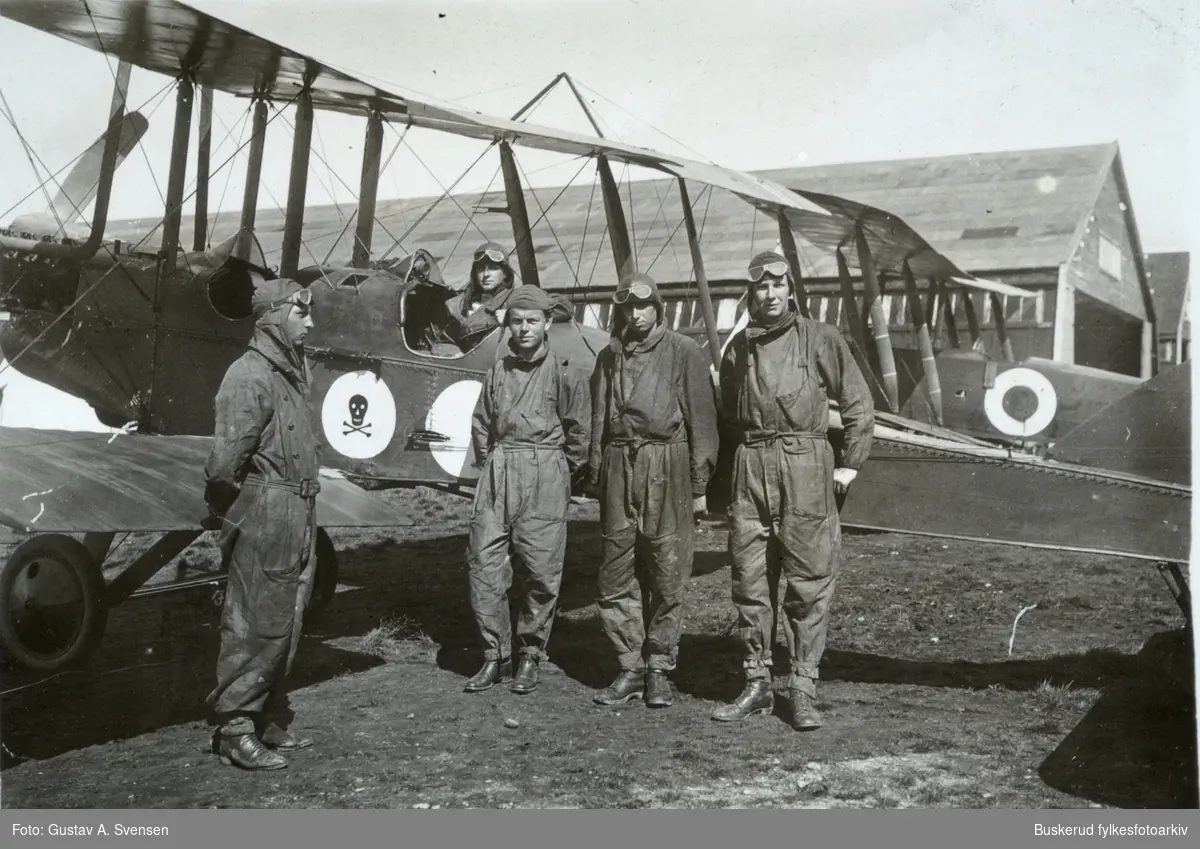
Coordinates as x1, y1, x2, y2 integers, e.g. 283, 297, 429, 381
740, 429, 825, 446
492, 440, 563, 452
607, 431, 687, 453
606, 433, 688, 518
242, 474, 322, 498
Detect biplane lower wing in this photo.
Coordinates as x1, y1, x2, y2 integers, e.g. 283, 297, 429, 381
0, 426, 412, 534
839, 426, 1191, 566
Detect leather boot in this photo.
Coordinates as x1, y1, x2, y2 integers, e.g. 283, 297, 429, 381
711, 680, 773, 722
594, 670, 645, 705
788, 688, 823, 730
260, 723, 314, 751
213, 733, 288, 771
645, 670, 675, 708
510, 655, 540, 694
464, 659, 511, 693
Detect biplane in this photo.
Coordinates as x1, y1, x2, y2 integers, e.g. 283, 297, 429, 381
0, 0, 1189, 674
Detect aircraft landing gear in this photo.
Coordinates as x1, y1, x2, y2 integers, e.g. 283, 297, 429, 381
0, 534, 108, 671
0, 522, 343, 672
1157, 562, 1192, 628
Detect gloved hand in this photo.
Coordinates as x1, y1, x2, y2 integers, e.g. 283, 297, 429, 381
832, 467, 858, 495
693, 495, 708, 517
203, 480, 239, 519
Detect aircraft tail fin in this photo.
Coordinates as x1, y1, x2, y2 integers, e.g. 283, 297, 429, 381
1047, 360, 1191, 485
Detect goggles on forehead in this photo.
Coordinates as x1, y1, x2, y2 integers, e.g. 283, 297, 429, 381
474, 246, 506, 264
748, 258, 791, 283
269, 288, 313, 313
613, 282, 655, 305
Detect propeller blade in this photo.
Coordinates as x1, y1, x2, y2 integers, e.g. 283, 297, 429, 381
51, 111, 149, 222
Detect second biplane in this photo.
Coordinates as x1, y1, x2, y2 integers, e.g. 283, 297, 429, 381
0, 0, 1189, 673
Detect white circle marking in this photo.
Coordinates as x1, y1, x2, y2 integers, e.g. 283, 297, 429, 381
426, 379, 484, 478
983, 367, 1058, 438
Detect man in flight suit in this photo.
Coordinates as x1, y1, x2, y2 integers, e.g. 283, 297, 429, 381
589, 272, 719, 708
712, 251, 874, 730
463, 285, 592, 695
204, 263, 321, 770
425, 242, 516, 353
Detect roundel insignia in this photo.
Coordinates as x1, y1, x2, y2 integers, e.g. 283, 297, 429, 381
983, 367, 1058, 438
425, 379, 484, 478
321, 371, 397, 460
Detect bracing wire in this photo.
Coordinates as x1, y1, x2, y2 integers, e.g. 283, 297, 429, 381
0, 91, 303, 377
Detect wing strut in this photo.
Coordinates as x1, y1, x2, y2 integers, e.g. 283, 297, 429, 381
939, 281, 961, 349
77, 58, 132, 261
597, 154, 634, 280
499, 141, 541, 288
836, 248, 870, 364
193, 85, 213, 251
991, 293, 1015, 361
776, 217, 811, 320
903, 260, 943, 425
235, 98, 269, 261
854, 225, 900, 412
963, 292, 982, 348
352, 109, 384, 268
679, 178, 722, 369
281, 90, 314, 278
161, 74, 194, 276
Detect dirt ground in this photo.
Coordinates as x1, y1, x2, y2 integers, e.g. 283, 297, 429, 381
0, 487, 1195, 809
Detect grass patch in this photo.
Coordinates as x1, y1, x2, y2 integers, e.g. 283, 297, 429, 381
358, 614, 435, 658
1029, 679, 1100, 715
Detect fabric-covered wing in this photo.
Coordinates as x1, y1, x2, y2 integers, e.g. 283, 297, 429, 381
0, 427, 411, 533
399, 115, 832, 218
787, 190, 1035, 298
0, 0, 1031, 291
0, 0, 466, 122
0, 0, 829, 220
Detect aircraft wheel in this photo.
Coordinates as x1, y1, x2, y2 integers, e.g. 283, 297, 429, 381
307, 527, 339, 619
0, 534, 108, 672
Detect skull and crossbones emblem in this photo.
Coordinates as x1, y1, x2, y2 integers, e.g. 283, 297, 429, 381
344, 394, 371, 436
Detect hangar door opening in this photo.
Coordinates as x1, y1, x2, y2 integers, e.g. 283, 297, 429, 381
1073, 290, 1142, 377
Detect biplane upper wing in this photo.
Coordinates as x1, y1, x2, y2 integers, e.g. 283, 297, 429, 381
0, 0, 472, 123
0, 0, 1033, 292
0, 427, 412, 534
786, 189, 1035, 298
0, 0, 829, 219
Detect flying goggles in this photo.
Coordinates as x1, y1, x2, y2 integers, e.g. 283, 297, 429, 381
473, 244, 508, 264
747, 256, 790, 283
612, 281, 656, 305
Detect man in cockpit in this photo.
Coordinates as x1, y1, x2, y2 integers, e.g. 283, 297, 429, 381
424, 242, 517, 353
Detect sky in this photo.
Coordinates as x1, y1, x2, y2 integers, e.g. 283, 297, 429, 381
1, 0, 1196, 255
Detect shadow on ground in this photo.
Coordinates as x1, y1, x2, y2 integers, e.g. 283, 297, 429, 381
1038, 628, 1198, 809
3, 520, 1194, 810
1, 609, 382, 768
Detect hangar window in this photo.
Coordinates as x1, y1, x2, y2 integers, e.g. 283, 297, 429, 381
961, 226, 1019, 240
1099, 234, 1123, 279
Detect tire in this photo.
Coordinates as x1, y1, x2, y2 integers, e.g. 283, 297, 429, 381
307, 527, 339, 619
0, 534, 108, 672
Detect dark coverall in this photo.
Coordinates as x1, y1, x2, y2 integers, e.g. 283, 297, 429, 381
590, 322, 720, 672
719, 314, 874, 694
426, 285, 514, 353
204, 312, 321, 736
467, 342, 591, 662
